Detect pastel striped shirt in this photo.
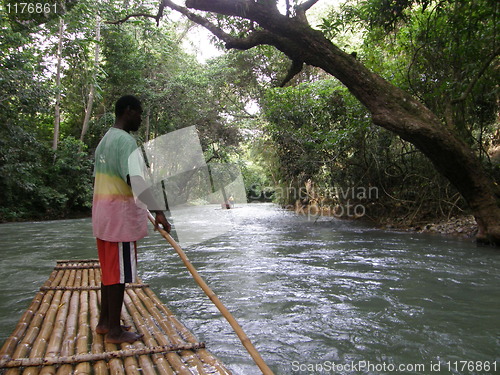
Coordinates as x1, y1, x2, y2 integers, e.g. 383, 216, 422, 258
92, 128, 148, 242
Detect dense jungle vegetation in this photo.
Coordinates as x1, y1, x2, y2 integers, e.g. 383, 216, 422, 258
1, 0, 498, 239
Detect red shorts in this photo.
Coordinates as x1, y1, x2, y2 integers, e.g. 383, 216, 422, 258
97, 239, 137, 286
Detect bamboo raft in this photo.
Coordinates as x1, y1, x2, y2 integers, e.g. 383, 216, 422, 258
0, 259, 231, 375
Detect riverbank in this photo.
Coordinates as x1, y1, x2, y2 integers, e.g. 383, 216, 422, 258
379, 215, 478, 239
289, 202, 478, 240
0, 209, 91, 224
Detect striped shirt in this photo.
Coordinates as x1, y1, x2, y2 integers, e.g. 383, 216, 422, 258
92, 128, 148, 242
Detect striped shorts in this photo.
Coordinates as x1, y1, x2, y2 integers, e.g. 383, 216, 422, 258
97, 239, 137, 286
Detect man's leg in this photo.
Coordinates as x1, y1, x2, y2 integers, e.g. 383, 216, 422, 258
96, 283, 133, 335
96, 283, 109, 334
96, 239, 141, 342
104, 283, 143, 343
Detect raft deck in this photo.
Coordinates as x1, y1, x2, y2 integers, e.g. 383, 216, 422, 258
0, 260, 231, 374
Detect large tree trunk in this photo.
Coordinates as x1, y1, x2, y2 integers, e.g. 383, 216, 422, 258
178, 0, 500, 245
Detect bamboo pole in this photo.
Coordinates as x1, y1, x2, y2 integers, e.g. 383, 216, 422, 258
23, 269, 71, 375
55, 265, 100, 270
74, 269, 91, 375
141, 288, 231, 375
40, 284, 148, 291
0, 343, 206, 369
56, 269, 81, 375
132, 290, 180, 345
121, 291, 165, 375
124, 289, 190, 375
56, 259, 99, 264
0, 270, 58, 361
127, 286, 176, 375
118, 315, 141, 375
101, 283, 125, 375
124, 294, 175, 375
134, 288, 221, 374
39, 269, 76, 375
89, 269, 108, 375
147, 212, 274, 375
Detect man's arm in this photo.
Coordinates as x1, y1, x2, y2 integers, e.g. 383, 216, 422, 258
129, 175, 172, 233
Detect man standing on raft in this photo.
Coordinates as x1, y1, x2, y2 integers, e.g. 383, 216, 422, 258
92, 95, 171, 344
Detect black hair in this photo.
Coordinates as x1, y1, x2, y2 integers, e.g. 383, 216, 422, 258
115, 95, 142, 118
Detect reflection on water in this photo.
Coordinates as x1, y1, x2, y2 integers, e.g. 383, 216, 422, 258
0, 204, 499, 374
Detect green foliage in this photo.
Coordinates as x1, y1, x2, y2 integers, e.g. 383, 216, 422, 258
262, 80, 369, 188
325, 0, 499, 150
0, 15, 53, 137
0, 126, 92, 221
290, 0, 498, 224
257, 70, 472, 222
51, 137, 93, 212
1, 0, 258, 220
3, 0, 496, 227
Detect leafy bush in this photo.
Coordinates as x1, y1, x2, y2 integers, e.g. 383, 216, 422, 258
0, 125, 93, 221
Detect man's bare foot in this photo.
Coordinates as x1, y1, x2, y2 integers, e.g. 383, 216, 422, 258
96, 324, 131, 335
105, 330, 144, 344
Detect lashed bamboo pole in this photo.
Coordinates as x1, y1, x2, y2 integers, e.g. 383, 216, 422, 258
122, 346, 140, 375
39, 269, 76, 375
120, 292, 165, 375
40, 284, 148, 291
0, 343, 206, 369
0, 270, 58, 361
102, 338, 126, 374
118, 318, 141, 375
134, 288, 225, 374
123, 292, 175, 375
124, 289, 191, 375
101, 286, 125, 375
147, 212, 274, 375
141, 288, 231, 375
56, 259, 99, 265
56, 269, 81, 375
89, 268, 108, 375
55, 265, 99, 270
23, 269, 72, 375
74, 269, 91, 375
3, 270, 65, 375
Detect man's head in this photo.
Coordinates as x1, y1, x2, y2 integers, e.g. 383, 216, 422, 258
115, 95, 143, 132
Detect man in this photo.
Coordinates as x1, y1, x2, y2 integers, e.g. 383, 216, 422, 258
92, 95, 171, 344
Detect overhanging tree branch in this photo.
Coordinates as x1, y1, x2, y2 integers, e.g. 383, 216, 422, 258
162, 0, 234, 42
185, 0, 276, 19
296, 0, 320, 12
162, 0, 284, 51
294, 0, 320, 22
280, 60, 304, 87
162, 0, 306, 61
185, 0, 296, 34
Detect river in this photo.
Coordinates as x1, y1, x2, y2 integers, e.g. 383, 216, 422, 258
0, 203, 499, 374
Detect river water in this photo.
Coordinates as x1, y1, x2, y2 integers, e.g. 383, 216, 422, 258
0, 203, 499, 374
